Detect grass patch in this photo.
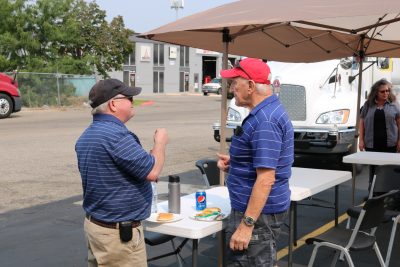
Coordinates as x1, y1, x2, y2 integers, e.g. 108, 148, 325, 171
133, 99, 148, 106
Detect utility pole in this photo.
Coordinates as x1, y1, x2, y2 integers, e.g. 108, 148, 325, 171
170, 0, 184, 20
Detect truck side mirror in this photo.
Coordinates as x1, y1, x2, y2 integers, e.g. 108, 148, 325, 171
329, 76, 337, 84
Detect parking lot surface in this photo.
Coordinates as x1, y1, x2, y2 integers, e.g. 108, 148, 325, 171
0, 94, 221, 213
1, 94, 398, 266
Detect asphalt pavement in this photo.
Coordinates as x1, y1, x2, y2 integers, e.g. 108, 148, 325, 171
1, 165, 399, 267
0, 94, 399, 267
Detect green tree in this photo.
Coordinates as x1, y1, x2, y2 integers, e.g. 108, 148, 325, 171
0, 0, 33, 71
71, 0, 133, 77
0, 0, 133, 78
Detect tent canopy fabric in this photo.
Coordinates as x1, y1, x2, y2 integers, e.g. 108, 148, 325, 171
139, 0, 400, 195
141, 0, 400, 62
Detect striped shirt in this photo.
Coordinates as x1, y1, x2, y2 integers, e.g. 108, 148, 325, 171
75, 114, 155, 222
227, 94, 294, 214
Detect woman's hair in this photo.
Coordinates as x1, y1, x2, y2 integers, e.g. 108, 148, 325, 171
366, 78, 396, 106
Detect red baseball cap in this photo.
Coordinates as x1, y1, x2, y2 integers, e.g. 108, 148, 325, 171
220, 58, 271, 85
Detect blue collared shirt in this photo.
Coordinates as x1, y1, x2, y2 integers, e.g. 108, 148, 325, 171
227, 94, 294, 214
75, 114, 155, 222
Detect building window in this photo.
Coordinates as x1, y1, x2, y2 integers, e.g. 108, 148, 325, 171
180, 46, 184, 66
179, 46, 189, 67
159, 44, 164, 65
130, 51, 135, 65
185, 46, 189, 66
124, 50, 136, 66
153, 45, 159, 65
153, 71, 164, 93
159, 72, 164, 92
153, 44, 164, 66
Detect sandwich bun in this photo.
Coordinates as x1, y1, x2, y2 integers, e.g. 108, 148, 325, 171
157, 212, 174, 221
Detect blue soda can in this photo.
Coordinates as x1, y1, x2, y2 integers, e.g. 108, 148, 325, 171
195, 190, 207, 211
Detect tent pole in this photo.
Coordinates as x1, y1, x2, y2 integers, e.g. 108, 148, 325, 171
219, 28, 230, 186
354, 38, 365, 151
351, 36, 365, 205
217, 28, 230, 267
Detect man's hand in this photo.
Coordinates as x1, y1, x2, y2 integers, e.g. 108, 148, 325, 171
217, 153, 230, 172
359, 139, 365, 151
147, 128, 168, 181
229, 222, 253, 251
154, 128, 168, 146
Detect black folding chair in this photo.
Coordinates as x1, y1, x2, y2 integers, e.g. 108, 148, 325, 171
306, 190, 399, 267
346, 165, 400, 267
195, 158, 223, 239
195, 158, 221, 187
145, 231, 189, 267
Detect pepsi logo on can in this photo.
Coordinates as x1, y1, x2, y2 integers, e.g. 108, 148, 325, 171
195, 190, 207, 211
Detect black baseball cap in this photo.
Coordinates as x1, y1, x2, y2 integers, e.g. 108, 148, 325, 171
88, 79, 142, 108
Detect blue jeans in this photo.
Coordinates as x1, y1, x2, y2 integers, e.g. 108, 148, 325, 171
226, 209, 287, 267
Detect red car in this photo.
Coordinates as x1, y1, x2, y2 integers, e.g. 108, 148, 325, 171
0, 72, 22, 119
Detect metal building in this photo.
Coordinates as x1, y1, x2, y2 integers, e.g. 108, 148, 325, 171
106, 34, 235, 94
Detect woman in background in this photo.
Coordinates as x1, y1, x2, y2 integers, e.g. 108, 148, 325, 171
359, 79, 400, 201
359, 79, 400, 153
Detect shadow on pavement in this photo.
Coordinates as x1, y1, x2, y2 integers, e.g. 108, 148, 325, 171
1, 167, 399, 267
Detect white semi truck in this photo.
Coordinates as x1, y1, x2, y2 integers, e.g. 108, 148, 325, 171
213, 57, 400, 171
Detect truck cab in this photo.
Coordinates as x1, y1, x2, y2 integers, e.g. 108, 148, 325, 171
213, 57, 398, 171
0, 72, 22, 119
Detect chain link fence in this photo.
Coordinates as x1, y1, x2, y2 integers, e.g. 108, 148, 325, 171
6, 72, 96, 108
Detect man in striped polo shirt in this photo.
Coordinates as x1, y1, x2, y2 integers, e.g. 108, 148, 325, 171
76, 79, 168, 267
217, 58, 294, 266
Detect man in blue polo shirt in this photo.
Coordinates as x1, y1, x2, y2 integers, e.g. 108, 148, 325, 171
217, 58, 294, 266
75, 79, 168, 267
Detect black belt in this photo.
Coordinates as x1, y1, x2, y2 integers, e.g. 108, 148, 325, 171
86, 214, 141, 229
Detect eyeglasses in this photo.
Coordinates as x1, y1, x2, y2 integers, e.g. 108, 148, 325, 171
113, 96, 134, 103
378, 90, 390, 94
235, 60, 252, 80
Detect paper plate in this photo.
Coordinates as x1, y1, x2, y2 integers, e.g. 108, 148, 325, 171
146, 213, 184, 223
189, 212, 228, 222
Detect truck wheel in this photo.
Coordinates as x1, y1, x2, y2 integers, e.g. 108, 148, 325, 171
217, 88, 222, 95
0, 93, 13, 119
203, 92, 208, 96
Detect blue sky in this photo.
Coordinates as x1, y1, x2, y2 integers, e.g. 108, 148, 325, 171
93, 0, 235, 33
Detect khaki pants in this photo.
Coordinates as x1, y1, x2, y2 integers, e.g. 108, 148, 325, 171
84, 218, 147, 267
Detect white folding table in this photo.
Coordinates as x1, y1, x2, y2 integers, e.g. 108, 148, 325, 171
287, 167, 352, 266
143, 167, 352, 267
343, 151, 400, 166
343, 151, 400, 204
143, 186, 230, 267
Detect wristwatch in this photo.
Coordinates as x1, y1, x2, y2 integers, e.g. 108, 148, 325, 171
242, 215, 255, 227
